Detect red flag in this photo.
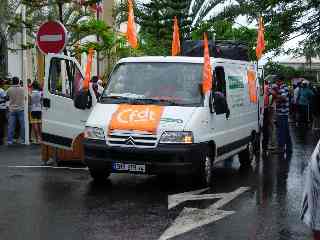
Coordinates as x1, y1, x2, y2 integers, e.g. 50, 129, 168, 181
83, 48, 94, 91
126, 0, 138, 49
256, 17, 265, 60
202, 33, 212, 94
172, 16, 181, 56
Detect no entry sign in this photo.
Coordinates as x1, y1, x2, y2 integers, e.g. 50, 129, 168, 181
36, 21, 68, 55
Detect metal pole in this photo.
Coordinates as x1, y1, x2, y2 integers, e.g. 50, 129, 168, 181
21, 4, 30, 145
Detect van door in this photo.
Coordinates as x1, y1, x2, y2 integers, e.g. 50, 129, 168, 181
212, 63, 251, 157
225, 63, 256, 145
42, 54, 96, 150
211, 65, 234, 152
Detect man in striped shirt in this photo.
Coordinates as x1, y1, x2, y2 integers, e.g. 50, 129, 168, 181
271, 75, 292, 153
301, 140, 320, 240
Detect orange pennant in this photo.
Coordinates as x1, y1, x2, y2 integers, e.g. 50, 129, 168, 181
172, 16, 181, 56
126, 0, 138, 49
109, 105, 164, 134
256, 17, 265, 60
247, 69, 258, 103
83, 48, 94, 91
202, 33, 212, 94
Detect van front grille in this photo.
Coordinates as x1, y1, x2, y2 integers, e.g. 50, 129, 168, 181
107, 130, 158, 148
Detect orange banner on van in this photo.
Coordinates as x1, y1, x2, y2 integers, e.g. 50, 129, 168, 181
247, 69, 257, 103
109, 105, 164, 133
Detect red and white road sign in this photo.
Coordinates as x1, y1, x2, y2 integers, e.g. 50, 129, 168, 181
36, 21, 68, 55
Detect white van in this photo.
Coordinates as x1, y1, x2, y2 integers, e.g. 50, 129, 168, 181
42, 54, 260, 186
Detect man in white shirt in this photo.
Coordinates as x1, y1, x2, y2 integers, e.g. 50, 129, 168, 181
6, 77, 25, 145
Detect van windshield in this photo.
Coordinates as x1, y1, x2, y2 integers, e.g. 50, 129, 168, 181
101, 62, 204, 106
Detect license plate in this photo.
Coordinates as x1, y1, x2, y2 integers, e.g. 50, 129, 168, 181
112, 162, 146, 173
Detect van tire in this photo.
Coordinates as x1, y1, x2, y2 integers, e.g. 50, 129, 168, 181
196, 148, 213, 187
89, 168, 110, 181
239, 140, 255, 167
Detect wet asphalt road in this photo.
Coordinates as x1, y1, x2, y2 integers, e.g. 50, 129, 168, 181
0, 126, 318, 240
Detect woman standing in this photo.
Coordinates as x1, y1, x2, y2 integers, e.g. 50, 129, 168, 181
30, 81, 42, 144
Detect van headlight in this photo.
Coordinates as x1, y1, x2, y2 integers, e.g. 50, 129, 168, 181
84, 127, 105, 140
159, 131, 194, 144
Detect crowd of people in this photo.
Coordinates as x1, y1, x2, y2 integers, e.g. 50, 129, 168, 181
262, 76, 320, 153
0, 75, 105, 146
261, 75, 320, 240
292, 80, 320, 129
0, 77, 43, 146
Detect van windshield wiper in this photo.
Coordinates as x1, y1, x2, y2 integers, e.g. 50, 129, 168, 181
100, 95, 133, 103
131, 98, 179, 105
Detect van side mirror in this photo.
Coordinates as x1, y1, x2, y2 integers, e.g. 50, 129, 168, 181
74, 90, 92, 110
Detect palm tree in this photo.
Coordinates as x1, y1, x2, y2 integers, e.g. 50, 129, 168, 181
114, 0, 244, 31
189, 0, 244, 28
303, 40, 320, 71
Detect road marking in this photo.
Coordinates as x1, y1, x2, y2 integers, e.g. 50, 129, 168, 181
160, 187, 250, 240
1, 165, 88, 171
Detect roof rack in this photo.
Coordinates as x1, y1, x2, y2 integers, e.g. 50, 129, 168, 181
181, 40, 250, 61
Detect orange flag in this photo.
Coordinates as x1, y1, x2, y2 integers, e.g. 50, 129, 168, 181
202, 33, 212, 94
126, 0, 138, 49
256, 17, 265, 60
83, 48, 94, 91
172, 16, 181, 56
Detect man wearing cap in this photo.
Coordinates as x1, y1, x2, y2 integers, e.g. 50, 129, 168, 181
271, 75, 292, 154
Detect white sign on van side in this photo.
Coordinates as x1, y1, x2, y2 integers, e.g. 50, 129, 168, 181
160, 187, 250, 240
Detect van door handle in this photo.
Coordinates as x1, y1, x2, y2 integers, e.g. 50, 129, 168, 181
43, 98, 51, 108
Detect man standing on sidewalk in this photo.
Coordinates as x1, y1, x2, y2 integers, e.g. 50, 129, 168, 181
0, 79, 7, 145
6, 77, 25, 145
271, 75, 292, 154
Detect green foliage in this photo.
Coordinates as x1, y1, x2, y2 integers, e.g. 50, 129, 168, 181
9, 0, 118, 59
70, 19, 116, 54
114, 0, 247, 57
237, 0, 320, 57
264, 61, 317, 84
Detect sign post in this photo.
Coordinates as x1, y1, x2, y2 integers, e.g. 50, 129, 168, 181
21, 4, 29, 145
36, 21, 68, 55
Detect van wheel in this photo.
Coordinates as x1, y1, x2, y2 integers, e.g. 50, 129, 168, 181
239, 140, 255, 167
89, 168, 110, 181
196, 149, 213, 187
